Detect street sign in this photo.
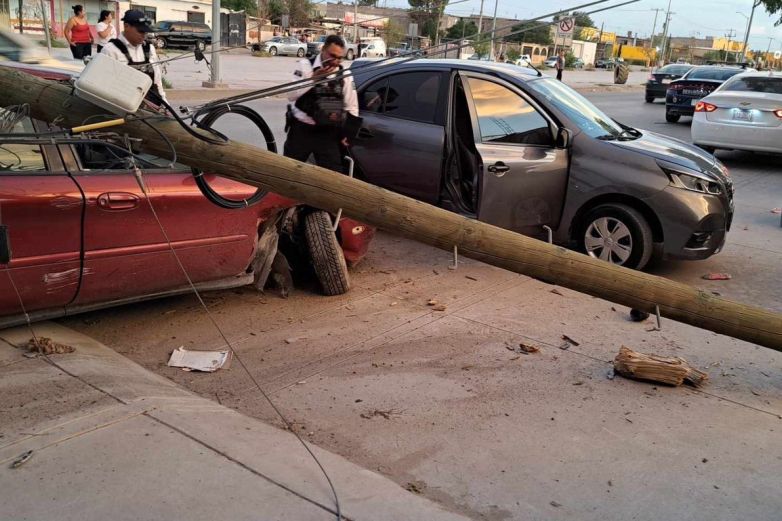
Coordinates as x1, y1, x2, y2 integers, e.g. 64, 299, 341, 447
557, 17, 575, 38
281, 14, 289, 29
775, 50, 782, 60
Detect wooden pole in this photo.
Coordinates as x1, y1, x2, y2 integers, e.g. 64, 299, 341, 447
2, 67, 782, 352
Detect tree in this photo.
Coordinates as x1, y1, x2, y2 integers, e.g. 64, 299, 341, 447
505, 21, 552, 45
383, 19, 405, 47
758, 0, 782, 25
472, 36, 490, 57
266, 0, 312, 26
505, 48, 521, 62
359, 0, 379, 5
223, 0, 258, 15
445, 18, 478, 40
408, 0, 447, 41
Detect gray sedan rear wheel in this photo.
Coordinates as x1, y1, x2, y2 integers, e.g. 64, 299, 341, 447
580, 204, 653, 270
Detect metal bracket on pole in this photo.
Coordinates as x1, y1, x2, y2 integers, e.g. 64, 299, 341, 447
542, 225, 553, 244
332, 156, 354, 231
449, 245, 458, 270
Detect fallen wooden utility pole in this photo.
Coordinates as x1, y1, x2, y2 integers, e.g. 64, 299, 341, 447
2, 67, 782, 352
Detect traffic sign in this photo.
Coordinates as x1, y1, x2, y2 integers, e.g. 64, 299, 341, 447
775, 51, 782, 60
557, 17, 575, 38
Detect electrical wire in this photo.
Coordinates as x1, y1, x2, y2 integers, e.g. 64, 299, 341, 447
189, 0, 630, 115
124, 145, 342, 520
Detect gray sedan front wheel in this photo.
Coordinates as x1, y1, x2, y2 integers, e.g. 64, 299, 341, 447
580, 204, 653, 270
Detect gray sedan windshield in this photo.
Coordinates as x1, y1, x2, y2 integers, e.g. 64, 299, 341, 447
525, 77, 624, 138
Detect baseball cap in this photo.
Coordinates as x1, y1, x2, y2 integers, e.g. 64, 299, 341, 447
121, 9, 152, 32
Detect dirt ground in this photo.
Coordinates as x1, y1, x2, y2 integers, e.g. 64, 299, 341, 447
60, 231, 782, 521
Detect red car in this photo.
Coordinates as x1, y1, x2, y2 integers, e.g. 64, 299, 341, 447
0, 63, 374, 327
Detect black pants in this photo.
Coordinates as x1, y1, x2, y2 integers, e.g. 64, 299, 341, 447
283, 119, 344, 174
70, 43, 92, 59
556, 69, 563, 81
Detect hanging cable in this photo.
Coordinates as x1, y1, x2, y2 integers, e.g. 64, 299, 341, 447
123, 139, 342, 520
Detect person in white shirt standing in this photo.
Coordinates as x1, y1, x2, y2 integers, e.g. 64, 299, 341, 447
94, 10, 116, 53
100, 10, 168, 105
285, 35, 359, 174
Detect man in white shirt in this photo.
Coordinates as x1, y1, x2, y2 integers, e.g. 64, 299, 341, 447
285, 35, 359, 173
100, 9, 168, 105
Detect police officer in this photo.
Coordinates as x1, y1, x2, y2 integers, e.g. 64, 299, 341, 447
285, 35, 359, 173
100, 10, 168, 106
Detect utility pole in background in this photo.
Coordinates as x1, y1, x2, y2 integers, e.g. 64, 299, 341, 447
648, 7, 663, 50
764, 36, 775, 66
597, 21, 604, 59
738, 0, 761, 63
40, 0, 52, 55
203, 0, 225, 87
724, 28, 736, 61
477, 0, 485, 37
489, 0, 499, 59
659, 0, 673, 65
354, 0, 359, 43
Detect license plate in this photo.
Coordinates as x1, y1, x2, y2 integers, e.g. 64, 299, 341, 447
733, 110, 752, 121
661, 79, 671, 84
683, 89, 702, 95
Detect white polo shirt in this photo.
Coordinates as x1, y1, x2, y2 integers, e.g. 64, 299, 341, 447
288, 53, 359, 125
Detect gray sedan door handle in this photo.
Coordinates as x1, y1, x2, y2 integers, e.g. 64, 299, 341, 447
487, 162, 510, 175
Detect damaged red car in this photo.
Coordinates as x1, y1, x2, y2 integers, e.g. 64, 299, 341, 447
0, 65, 374, 327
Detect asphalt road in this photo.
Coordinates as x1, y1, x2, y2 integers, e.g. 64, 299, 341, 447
171, 90, 782, 312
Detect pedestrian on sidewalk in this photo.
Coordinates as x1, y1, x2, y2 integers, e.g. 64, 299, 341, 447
95, 10, 116, 53
65, 5, 93, 60
555, 49, 565, 81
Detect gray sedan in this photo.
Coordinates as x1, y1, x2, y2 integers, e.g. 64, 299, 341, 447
350, 60, 734, 270
262, 37, 306, 57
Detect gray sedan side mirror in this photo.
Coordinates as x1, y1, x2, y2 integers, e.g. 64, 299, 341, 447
556, 127, 573, 149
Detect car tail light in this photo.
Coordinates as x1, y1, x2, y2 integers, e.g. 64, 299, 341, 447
774, 109, 782, 119
667, 83, 684, 91
695, 101, 717, 112
648, 75, 655, 80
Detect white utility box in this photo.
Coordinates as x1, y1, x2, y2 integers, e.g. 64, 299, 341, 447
74, 53, 152, 115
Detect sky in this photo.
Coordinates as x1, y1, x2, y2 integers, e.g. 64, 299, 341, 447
380, 0, 782, 52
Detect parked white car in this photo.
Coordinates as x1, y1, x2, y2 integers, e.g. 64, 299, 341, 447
261, 37, 306, 57
508, 54, 532, 67
691, 71, 782, 154
359, 37, 386, 57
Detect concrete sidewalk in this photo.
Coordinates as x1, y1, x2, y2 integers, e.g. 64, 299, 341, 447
0, 323, 469, 521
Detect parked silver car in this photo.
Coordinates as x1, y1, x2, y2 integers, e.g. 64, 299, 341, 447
691, 71, 782, 154
350, 60, 734, 270
262, 37, 306, 57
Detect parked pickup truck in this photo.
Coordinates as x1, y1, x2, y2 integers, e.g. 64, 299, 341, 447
307, 35, 358, 60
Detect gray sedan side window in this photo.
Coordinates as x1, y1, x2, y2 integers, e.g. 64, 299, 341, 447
359, 72, 441, 123
466, 77, 553, 146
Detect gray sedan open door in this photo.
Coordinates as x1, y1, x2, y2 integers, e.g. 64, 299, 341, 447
460, 72, 570, 238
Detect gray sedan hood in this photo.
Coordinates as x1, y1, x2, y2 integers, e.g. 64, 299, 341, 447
608, 130, 718, 176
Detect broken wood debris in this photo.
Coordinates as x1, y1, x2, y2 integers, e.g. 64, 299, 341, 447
505, 341, 541, 354
613, 346, 708, 387
24, 337, 74, 355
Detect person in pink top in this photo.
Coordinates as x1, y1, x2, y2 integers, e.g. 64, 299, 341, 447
65, 5, 93, 59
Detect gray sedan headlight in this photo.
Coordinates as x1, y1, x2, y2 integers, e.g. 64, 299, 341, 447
663, 168, 722, 195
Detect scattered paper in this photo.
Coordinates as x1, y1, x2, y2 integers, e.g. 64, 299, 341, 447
167, 347, 229, 372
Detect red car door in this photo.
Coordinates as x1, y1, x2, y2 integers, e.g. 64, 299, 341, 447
0, 117, 83, 319
59, 142, 262, 306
